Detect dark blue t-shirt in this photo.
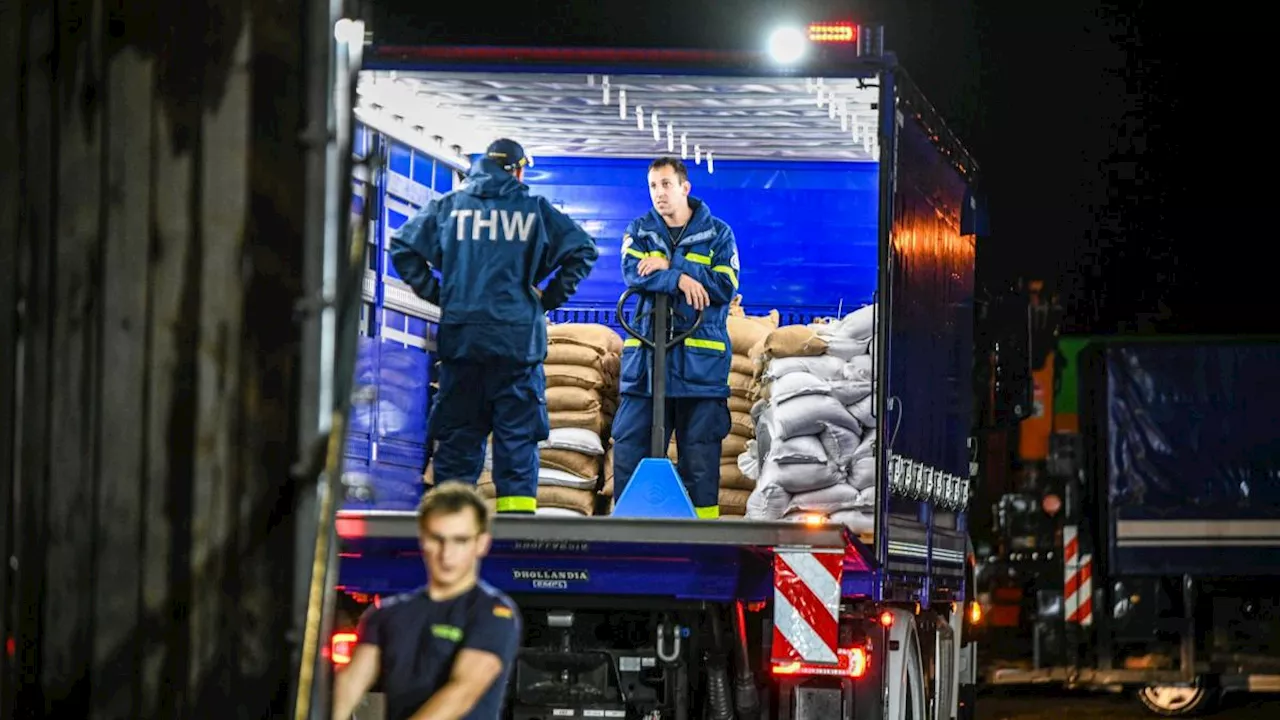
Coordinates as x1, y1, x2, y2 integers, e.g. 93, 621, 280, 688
357, 581, 522, 720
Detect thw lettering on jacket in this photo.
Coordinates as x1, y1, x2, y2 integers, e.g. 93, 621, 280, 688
452, 208, 536, 242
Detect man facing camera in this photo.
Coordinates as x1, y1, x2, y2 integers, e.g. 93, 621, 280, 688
331, 483, 522, 720
612, 156, 741, 519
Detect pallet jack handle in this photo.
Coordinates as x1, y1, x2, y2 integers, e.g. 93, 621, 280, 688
616, 288, 704, 459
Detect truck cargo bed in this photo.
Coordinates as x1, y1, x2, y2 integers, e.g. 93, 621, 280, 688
335, 509, 879, 602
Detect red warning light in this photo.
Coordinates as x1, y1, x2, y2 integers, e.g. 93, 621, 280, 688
808, 22, 857, 43
331, 631, 358, 667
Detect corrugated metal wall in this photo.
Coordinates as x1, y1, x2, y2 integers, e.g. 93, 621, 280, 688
0, 2, 326, 717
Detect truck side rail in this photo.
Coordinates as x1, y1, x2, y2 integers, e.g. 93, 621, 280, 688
338, 509, 859, 552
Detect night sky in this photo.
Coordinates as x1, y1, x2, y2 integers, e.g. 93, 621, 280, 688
409, 0, 1239, 334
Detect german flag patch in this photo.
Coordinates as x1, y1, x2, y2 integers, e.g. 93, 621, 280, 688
492, 604, 514, 619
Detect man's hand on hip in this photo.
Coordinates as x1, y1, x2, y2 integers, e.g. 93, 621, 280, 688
637, 256, 670, 276
678, 274, 710, 311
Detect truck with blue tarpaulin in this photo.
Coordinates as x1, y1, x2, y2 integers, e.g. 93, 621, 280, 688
325, 8, 997, 719
979, 334, 1280, 716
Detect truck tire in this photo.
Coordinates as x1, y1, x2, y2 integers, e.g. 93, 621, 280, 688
1137, 684, 1216, 717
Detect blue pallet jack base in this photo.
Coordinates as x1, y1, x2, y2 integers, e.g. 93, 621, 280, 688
611, 458, 698, 519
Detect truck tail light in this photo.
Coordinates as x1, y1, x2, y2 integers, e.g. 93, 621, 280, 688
968, 599, 983, 626
771, 645, 869, 679
330, 631, 358, 667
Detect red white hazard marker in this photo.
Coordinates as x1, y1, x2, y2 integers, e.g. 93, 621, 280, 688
1063, 525, 1094, 626
772, 549, 844, 664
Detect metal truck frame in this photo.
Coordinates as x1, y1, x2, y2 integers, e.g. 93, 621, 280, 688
320, 13, 988, 720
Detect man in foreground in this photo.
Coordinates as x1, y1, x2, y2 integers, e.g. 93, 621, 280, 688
391, 138, 599, 513
612, 156, 741, 519
331, 483, 522, 720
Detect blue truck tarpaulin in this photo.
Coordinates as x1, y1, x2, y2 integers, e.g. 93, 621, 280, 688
1102, 341, 1280, 575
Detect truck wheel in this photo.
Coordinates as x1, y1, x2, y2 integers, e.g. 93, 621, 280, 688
1137, 684, 1216, 716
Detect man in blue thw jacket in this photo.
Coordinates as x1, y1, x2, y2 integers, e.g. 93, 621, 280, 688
613, 156, 741, 519
391, 139, 599, 514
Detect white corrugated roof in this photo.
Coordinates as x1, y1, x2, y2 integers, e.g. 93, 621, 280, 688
356, 70, 882, 165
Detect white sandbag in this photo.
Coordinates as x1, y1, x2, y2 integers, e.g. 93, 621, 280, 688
750, 397, 769, 423
767, 435, 829, 464
824, 337, 872, 361
745, 480, 791, 520
538, 467, 599, 491
737, 447, 761, 482
828, 508, 874, 534
540, 427, 605, 456
784, 481, 863, 516
771, 393, 863, 440
847, 395, 875, 427
843, 355, 874, 382
817, 422, 862, 467
770, 371, 832, 404
536, 506, 589, 518
828, 378, 872, 406
761, 458, 845, 494
763, 354, 846, 381
754, 408, 776, 458
833, 304, 876, 341
849, 456, 877, 490
852, 429, 876, 461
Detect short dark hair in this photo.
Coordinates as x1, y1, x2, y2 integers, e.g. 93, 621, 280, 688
417, 481, 492, 534
649, 156, 689, 183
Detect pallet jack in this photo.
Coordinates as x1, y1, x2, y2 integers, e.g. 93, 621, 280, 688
611, 287, 706, 520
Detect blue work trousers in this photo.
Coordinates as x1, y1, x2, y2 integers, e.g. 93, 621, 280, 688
429, 360, 549, 513
611, 394, 729, 518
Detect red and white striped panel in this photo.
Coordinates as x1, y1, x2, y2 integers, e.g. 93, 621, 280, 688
1063, 525, 1093, 626
772, 549, 844, 665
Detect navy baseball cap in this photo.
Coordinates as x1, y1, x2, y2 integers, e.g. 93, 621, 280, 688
485, 138, 534, 169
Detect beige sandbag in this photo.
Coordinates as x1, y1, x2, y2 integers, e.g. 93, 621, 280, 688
729, 371, 754, 399
476, 478, 497, 499
667, 439, 678, 463
720, 462, 754, 491
764, 325, 829, 358
730, 353, 754, 377
545, 364, 605, 390
599, 352, 621, 380
540, 448, 601, 479
549, 323, 624, 353
719, 487, 751, 515
546, 386, 602, 413
727, 315, 773, 354
602, 451, 615, 496
721, 434, 749, 458
601, 393, 619, 418
730, 411, 754, 438
538, 484, 596, 515
728, 395, 753, 414
549, 409, 605, 435
547, 343, 604, 367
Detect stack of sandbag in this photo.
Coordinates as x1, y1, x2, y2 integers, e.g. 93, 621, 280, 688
740, 304, 879, 534
717, 303, 780, 516
537, 323, 624, 514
